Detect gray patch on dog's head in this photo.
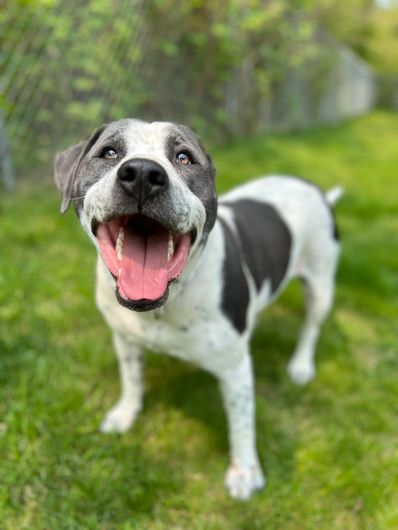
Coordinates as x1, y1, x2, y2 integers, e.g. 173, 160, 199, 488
54, 119, 218, 247
165, 123, 218, 240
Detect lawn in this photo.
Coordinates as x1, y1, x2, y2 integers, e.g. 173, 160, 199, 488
0, 111, 397, 529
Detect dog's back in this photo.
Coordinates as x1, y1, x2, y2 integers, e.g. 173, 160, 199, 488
218, 175, 340, 309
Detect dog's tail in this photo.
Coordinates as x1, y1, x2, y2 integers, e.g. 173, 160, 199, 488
325, 186, 344, 207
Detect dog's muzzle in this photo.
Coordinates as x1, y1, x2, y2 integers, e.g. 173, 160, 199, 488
118, 158, 168, 206
92, 158, 197, 311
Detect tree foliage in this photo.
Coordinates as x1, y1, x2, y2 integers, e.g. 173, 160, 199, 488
313, 0, 398, 75
1, 0, 396, 173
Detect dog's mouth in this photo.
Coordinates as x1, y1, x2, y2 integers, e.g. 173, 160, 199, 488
94, 214, 194, 310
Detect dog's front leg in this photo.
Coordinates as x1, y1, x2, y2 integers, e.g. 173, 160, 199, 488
218, 353, 265, 500
100, 332, 143, 434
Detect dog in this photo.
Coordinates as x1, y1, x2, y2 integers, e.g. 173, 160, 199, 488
54, 119, 342, 500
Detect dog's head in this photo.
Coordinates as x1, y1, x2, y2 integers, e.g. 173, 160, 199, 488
54, 119, 218, 311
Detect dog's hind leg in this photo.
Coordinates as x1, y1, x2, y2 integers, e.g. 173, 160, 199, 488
218, 352, 265, 500
100, 333, 144, 433
287, 253, 338, 385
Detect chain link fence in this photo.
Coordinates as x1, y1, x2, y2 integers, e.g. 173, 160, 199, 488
2, 0, 157, 182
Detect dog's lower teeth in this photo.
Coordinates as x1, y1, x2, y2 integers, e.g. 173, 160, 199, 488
116, 227, 124, 261
167, 233, 174, 261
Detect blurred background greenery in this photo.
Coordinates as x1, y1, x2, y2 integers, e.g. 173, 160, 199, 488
1, 0, 398, 183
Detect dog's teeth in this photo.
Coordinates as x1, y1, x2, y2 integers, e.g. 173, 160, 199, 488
167, 233, 174, 261
116, 227, 124, 261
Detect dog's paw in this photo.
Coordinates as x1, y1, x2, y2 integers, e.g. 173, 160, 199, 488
287, 359, 316, 385
225, 463, 265, 501
99, 401, 140, 434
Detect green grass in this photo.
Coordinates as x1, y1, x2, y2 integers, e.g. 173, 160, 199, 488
1, 111, 397, 529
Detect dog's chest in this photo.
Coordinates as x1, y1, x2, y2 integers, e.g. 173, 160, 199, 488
103, 293, 238, 370
137, 309, 223, 360
96, 257, 241, 371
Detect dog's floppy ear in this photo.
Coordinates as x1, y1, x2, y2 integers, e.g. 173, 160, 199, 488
54, 140, 87, 214
54, 125, 106, 214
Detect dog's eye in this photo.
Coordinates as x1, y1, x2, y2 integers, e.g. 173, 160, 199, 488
100, 147, 118, 160
176, 151, 192, 165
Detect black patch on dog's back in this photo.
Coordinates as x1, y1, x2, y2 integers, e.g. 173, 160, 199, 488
219, 219, 249, 334
224, 199, 292, 294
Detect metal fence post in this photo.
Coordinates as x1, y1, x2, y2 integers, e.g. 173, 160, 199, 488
0, 111, 15, 191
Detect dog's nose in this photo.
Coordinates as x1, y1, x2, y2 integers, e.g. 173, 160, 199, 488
117, 158, 168, 201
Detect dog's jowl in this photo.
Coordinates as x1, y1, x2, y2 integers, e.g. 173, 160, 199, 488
54, 119, 342, 500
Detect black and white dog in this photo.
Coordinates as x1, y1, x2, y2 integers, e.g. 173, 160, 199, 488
54, 119, 342, 500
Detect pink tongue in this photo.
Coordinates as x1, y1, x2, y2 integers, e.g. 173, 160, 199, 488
118, 229, 169, 301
